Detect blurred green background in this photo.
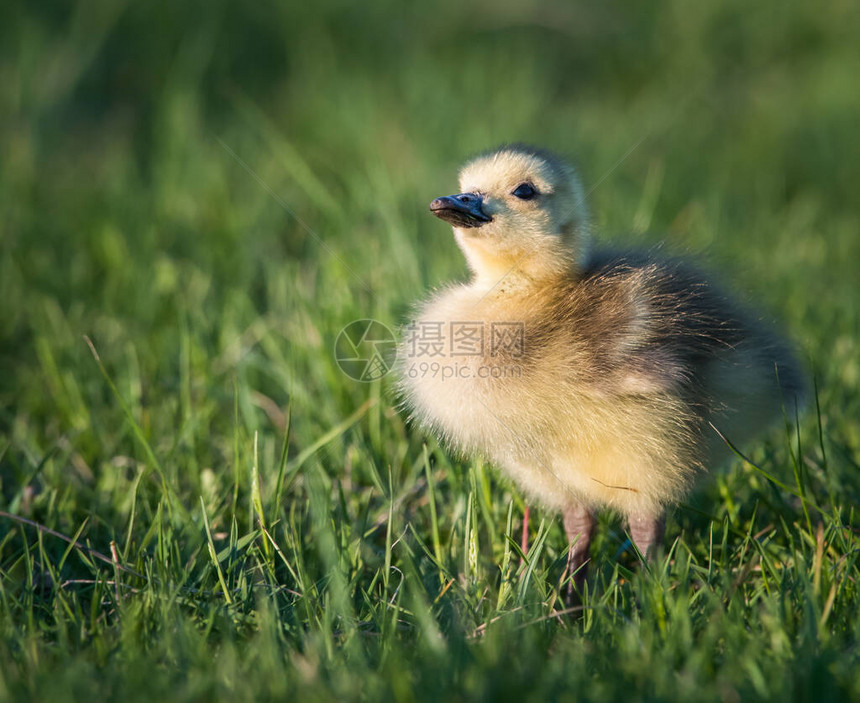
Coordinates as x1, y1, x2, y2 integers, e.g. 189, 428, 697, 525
1, 0, 859, 700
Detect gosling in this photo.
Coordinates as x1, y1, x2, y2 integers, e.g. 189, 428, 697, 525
399, 144, 806, 589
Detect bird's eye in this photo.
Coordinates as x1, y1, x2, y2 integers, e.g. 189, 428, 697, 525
511, 183, 537, 200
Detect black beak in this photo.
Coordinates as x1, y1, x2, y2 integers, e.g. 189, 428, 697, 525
429, 192, 492, 228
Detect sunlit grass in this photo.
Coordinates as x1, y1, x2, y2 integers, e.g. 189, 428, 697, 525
1, 0, 859, 700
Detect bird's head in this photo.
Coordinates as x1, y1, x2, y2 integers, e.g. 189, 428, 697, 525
430, 145, 591, 288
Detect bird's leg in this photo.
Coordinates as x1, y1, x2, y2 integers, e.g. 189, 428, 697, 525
562, 503, 595, 598
627, 513, 665, 562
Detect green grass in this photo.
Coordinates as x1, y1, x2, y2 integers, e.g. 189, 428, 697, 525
1, 0, 859, 700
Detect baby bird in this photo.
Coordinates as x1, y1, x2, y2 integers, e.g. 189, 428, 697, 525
400, 145, 805, 589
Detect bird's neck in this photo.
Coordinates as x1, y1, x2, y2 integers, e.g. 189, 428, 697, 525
458, 237, 581, 294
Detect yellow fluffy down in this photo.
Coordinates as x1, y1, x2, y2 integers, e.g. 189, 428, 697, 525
399, 145, 805, 524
